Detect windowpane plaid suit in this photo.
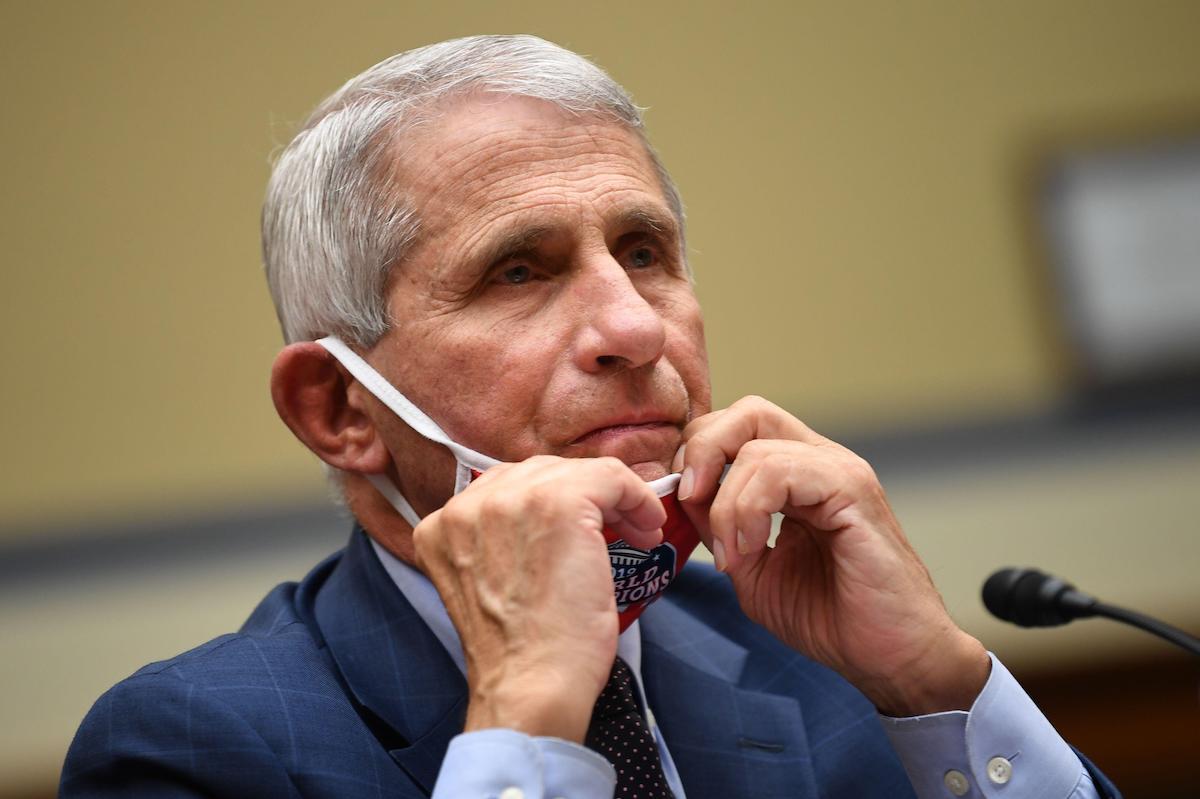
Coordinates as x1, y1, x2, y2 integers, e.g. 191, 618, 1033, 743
62, 528, 1120, 797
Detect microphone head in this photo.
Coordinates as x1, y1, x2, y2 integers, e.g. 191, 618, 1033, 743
983, 567, 1087, 627
982, 567, 1024, 622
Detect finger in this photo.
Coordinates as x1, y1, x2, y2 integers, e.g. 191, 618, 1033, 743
464, 455, 667, 550
713, 440, 856, 570
604, 518, 665, 550
723, 525, 772, 582
740, 445, 864, 533
674, 409, 727, 486
706, 440, 808, 570
679, 396, 824, 504
672, 409, 727, 472
704, 443, 758, 571
731, 458, 785, 558
558, 458, 667, 550
410, 508, 444, 578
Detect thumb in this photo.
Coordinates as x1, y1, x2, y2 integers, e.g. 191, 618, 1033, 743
679, 497, 719, 560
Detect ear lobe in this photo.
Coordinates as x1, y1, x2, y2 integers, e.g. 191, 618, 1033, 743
270, 342, 390, 474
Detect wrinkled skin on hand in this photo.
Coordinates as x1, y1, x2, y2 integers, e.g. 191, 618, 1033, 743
675, 396, 990, 716
413, 456, 666, 743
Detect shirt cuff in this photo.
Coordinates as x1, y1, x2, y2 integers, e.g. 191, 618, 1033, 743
434, 728, 616, 799
879, 653, 1094, 798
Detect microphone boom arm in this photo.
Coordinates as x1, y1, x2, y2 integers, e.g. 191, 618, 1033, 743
983, 567, 1200, 658
1091, 601, 1200, 657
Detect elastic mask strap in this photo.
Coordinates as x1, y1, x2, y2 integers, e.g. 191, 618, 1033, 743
317, 336, 501, 473
649, 473, 681, 498
366, 473, 422, 529
317, 336, 689, 517
647, 466, 728, 499
453, 462, 475, 495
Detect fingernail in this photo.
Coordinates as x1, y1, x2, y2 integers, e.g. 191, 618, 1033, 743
712, 537, 727, 572
671, 444, 686, 473
736, 529, 749, 554
678, 466, 694, 500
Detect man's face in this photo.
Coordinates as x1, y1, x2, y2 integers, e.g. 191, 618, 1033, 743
363, 94, 710, 494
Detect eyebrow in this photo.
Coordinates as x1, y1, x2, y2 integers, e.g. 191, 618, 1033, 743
613, 206, 679, 240
470, 202, 681, 275
476, 225, 554, 271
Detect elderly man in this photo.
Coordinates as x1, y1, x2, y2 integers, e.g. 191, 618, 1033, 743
62, 35, 1118, 798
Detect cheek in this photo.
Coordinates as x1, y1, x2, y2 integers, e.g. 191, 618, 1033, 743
681, 346, 712, 418
664, 297, 712, 415
419, 326, 561, 456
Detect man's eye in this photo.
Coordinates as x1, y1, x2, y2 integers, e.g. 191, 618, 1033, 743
626, 246, 656, 269
498, 264, 533, 284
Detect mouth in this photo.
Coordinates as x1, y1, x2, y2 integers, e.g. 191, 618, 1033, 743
569, 420, 677, 446
563, 412, 685, 479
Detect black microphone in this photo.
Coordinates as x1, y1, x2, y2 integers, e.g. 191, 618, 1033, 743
982, 567, 1098, 627
983, 567, 1200, 657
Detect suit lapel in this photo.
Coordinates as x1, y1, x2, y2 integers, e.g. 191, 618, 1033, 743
641, 594, 821, 798
306, 531, 824, 796
310, 528, 466, 795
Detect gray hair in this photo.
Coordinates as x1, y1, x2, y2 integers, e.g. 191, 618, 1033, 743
262, 34, 685, 347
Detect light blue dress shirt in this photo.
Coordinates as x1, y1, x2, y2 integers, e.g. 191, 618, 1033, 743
371, 541, 1098, 799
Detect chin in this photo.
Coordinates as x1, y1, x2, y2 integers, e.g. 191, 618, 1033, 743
626, 460, 672, 480
562, 425, 681, 479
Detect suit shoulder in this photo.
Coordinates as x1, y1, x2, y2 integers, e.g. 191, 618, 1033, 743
62, 657, 300, 796
72, 580, 343, 743
127, 581, 325, 688
62, 580, 372, 796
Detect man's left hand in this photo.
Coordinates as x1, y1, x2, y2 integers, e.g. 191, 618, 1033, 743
675, 396, 990, 716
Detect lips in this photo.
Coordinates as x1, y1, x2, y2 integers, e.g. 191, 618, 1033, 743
561, 410, 685, 478
571, 420, 676, 445
569, 411, 681, 446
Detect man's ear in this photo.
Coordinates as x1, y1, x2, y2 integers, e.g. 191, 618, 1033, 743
270, 342, 391, 474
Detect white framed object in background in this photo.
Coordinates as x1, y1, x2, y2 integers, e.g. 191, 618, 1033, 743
1043, 137, 1200, 385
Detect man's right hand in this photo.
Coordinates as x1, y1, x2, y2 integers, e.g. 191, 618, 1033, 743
412, 455, 666, 743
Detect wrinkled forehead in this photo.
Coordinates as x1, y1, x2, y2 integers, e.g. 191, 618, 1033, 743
390, 94, 674, 250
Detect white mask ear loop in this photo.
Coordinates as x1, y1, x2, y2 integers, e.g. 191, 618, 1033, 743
317, 335, 503, 522
316, 337, 692, 517
317, 336, 500, 471
649, 473, 681, 498
365, 473, 422, 529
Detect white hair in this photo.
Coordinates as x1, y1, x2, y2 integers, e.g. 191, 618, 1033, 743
262, 34, 685, 347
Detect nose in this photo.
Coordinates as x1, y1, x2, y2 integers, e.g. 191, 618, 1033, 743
572, 255, 667, 373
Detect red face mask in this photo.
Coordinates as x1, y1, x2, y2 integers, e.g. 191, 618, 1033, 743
469, 469, 701, 632
604, 480, 701, 631
318, 336, 701, 633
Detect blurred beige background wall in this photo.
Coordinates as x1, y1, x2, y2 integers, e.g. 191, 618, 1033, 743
2, 2, 1199, 796
4, 0, 1198, 536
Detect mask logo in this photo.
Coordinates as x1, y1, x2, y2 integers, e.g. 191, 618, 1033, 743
608, 489, 698, 629
610, 540, 677, 613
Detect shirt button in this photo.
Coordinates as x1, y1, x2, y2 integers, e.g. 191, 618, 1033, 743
498, 788, 525, 799
943, 769, 970, 796
987, 756, 1013, 785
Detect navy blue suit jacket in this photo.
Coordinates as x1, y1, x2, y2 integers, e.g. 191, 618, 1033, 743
62, 528, 1120, 797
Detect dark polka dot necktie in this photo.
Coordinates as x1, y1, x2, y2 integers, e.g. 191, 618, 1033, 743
584, 656, 675, 798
